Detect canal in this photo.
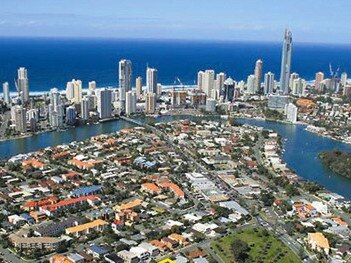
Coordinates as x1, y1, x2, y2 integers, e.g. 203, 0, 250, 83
1, 116, 351, 199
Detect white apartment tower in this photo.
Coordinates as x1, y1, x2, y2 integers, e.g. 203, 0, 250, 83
66, 79, 82, 104
197, 71, 205, 91
246, 74, 255, 94
203, 70, 215, 98
146, 67, 158, 94
125, 91, 137, 115
17, 67, 29, 103
49, 88, 64, 128
289, 73, 299, 90
292, 78, 303, 96
341, 72, 347, 87
286, 103, 298, 123
264, 72, 275, 95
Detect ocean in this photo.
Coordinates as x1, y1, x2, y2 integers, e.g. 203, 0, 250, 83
1, 37, 351, 93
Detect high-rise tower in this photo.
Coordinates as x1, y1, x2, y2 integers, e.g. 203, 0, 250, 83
264, 72, 275, 95
2, 82, 10, 105
254, 59, 263, 93
96, 88, 113, 119
118, 59, 132, 109
279, 29, 292, 94
17, 67, 29, 103
146, 67, 158, 94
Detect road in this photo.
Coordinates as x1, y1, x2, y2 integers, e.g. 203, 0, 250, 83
122, 117, 310, 261
0, 246, 33, 263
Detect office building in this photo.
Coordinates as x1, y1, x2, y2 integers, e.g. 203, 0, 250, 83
17, 67, 29, 103
203, 70, 215, 98
136, 76, 143, 97
145, 92, 156, 114
264, 72, 275, 95
2, 82, 10, 105
81, 97, 90, 120
254, 59, 263, 93
66, 106, 77, 125
125, 91, 137, 115
286, 103, 298, 123
279, 29, 293, 94
12, 105, 27, 132
119, 59, 132, 109
246, 74, 255, 94
314, 72, 324, 92
223, 77, 235, 102
197, 71, 205, 91
66, 79, 82, 104
146, 67, 158, 94
96, 88, 112, 119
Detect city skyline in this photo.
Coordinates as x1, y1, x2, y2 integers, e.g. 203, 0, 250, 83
1, 1, 351, 44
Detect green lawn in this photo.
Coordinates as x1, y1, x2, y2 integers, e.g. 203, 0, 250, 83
211, 227, 301, 263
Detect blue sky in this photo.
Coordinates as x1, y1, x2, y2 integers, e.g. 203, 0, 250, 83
0, 0, 350, 43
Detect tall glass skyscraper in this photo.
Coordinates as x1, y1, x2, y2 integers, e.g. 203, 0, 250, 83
279, 29, 292, 94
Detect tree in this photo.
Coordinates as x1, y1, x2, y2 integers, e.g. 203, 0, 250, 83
285, 184, 300, 197
260, 190, 275, 206
212, 205, 232, 218
231, 238, 250, 263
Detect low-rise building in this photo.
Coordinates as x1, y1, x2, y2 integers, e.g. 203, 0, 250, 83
65, 219, 108, 237
307, 232, 330, 255
9, 233, 64, 250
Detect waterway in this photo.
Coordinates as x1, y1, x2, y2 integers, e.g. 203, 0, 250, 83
0, 116, 351, 200
237, 118, 351, 200
0, 115, 211, 159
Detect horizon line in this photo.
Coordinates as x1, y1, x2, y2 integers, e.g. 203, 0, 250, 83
0, 35, 349, 46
